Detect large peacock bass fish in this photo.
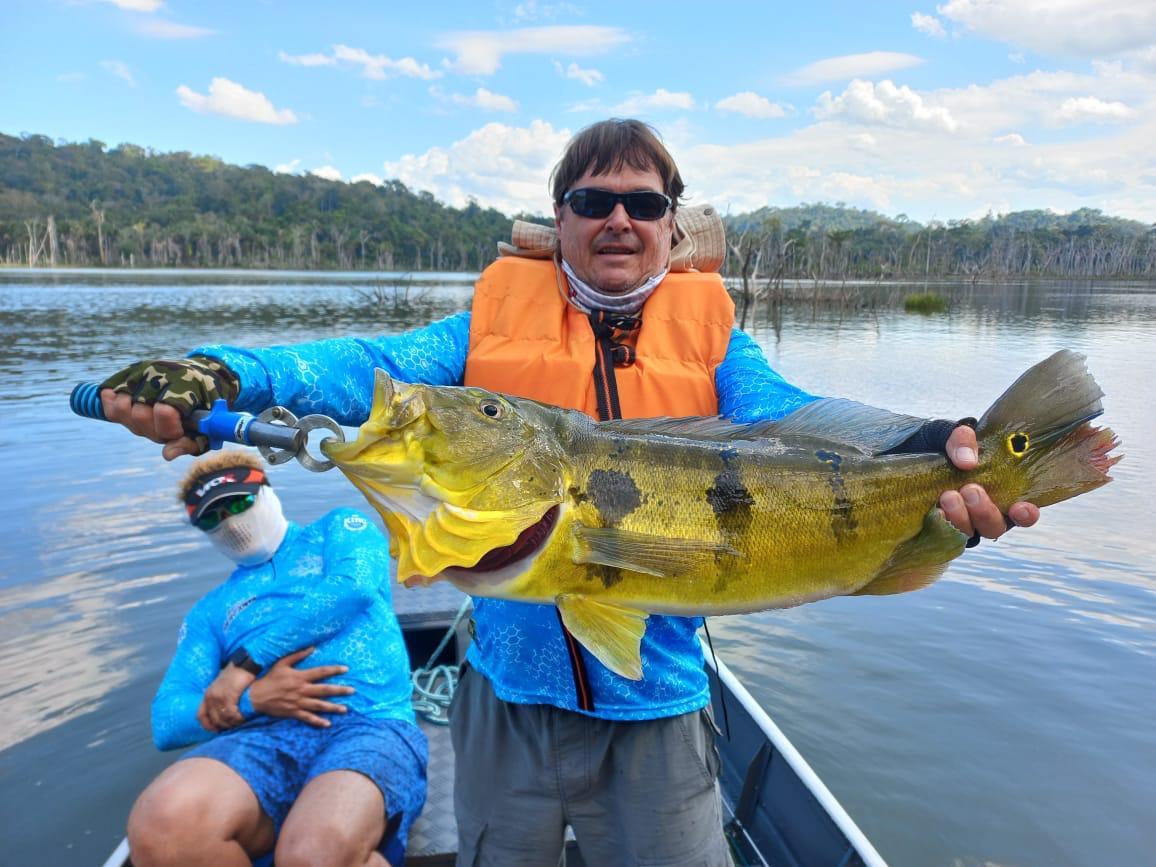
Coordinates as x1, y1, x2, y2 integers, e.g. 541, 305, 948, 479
320, 350, 1120, 680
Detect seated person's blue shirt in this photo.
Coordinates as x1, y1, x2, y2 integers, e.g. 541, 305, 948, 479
194, 312, 816, 720
152, 508, 415, 749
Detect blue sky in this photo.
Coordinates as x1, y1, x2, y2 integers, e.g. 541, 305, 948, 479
5, 0, 1156, 222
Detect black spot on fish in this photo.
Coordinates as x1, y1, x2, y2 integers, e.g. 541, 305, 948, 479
597, 565, 624, 589
816, 450, 857, 539
586, 469, 643, 525
706, 469, 755, 542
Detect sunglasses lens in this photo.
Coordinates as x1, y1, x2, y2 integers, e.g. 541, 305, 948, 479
624, 192, 669, 220
225, 494, 256, 516
566, 189, 610, 218
196, 494, 256, 531
565, 189, 670, 221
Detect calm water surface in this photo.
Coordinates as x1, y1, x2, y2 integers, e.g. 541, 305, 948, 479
1, 269, 1153, 866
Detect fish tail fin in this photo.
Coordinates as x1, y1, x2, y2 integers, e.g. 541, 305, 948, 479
976, 350, 1121, 507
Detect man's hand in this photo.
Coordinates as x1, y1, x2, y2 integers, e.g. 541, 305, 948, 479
248, 647, 355, 729
197, 664, 257, 733
99, 356, 239, 461
940, 426, 1040, 540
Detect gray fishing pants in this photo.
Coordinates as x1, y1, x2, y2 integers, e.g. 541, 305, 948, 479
449, 664, 730, 866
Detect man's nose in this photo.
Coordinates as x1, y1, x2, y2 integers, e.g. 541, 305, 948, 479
605, 201, 632, 229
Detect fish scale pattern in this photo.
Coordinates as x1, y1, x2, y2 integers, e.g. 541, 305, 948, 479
192, 310, 819, 719
151, 509, 416, 750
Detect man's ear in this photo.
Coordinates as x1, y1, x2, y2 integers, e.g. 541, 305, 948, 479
553, 202, 563, 232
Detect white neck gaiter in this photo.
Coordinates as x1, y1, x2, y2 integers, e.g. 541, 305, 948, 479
205, 487, 289, 567
561, 259, 668, 315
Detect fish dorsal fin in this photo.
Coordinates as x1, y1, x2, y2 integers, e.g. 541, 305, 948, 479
763, 398, 929, 454
853, 507, 966, 596
555, 594, 649, 680
594, 415, 784, 442
572, 525, 742, 577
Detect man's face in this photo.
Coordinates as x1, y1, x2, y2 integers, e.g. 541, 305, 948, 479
554, 164, 674, 295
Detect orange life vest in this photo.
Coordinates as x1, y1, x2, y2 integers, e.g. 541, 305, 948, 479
464, 257, 734, 419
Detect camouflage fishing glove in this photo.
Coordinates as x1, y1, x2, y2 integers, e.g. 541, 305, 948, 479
100, 355, 240, 417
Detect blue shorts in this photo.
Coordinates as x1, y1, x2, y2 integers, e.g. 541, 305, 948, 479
184, 713, 428, 865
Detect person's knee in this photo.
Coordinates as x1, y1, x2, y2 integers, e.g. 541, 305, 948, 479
275, 818, 377, 867
126, 786, 202, 866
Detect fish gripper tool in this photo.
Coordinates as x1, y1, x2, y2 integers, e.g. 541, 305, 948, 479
69, 382, 345, 473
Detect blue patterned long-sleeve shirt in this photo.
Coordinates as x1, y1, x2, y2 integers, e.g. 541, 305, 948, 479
151, 508, 415, 750
193, 311, 817, 720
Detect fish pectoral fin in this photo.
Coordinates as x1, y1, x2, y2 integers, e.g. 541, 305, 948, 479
555, 594, 649, 681
571, 525, 741, 578
853, 507, 967, 596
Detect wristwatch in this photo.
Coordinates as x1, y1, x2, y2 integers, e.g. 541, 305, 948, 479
227, 647, 262, 676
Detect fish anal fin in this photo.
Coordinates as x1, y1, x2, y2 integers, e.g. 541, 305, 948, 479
556, 594, 648, 680
572, 525, 741, 577
853, 507, 966, 597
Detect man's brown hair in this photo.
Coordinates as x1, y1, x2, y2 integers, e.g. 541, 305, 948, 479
550, 118, 684, 209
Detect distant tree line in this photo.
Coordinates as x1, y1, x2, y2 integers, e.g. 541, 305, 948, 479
4, 132, 1155, 282
1, 132, 522, 271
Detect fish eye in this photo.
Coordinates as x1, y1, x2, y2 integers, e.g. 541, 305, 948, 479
1006, 431, 1030, 458
479, 399, 503, 419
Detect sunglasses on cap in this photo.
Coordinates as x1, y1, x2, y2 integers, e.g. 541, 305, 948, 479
195, 494, 256, 532
562, 188, 672, 221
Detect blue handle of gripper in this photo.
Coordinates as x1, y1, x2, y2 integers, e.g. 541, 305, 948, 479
196, 399, 255, 450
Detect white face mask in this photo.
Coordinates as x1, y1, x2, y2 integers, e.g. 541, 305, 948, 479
204, 487, 288, 567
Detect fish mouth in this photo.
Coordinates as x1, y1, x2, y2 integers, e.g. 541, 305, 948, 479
462, 505, 559, 572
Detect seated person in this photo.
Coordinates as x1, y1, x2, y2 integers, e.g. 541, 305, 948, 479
127, 452, 427, 867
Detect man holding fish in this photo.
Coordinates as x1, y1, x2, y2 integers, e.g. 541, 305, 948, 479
98, 119, 1041, 866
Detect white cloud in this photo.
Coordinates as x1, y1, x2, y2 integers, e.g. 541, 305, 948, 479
101, 0, 162, 10
432, 86, 519, 112
176, 78, 298, 125
815, 79, 959, 132
472, 88, 518, 112
715, 92, 788, 119
786, 52, 924, 85
274, 159, 301, 174
554, 61, 603, 86
310, 165, 343, 181
937, 0, 1156, 59
612, 89, 696, 114
1055, 95, 1135, 122
352, 173, 384, 186
278, 51, 336, 68
332, 45, 440, 80
993, 132, 1027, 145
134, 19, 213, 38
912, 12, 947, 38
438, 26, 629, 75
382, 120, 572, 214
100, 60, 136, 87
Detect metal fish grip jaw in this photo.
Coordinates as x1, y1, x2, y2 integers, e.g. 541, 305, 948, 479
255, 406, 345, 472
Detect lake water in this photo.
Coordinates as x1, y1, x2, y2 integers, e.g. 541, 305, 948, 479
1, 269, 1153, 867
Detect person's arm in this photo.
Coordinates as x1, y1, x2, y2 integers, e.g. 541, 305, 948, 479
150, 605, 225, 750
98, 311, 472, 459
716, 327, 818, 423
194, 311, 472, 422
240, 511, 392, 668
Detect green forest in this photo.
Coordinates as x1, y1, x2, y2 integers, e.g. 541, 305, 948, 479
3, 131, 1155, 279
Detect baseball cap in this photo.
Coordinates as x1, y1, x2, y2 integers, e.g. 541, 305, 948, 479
185, 465, 269, 524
